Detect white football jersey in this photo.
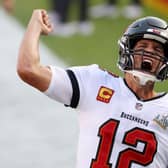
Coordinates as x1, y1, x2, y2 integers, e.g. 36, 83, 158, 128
44, 64, 168, 168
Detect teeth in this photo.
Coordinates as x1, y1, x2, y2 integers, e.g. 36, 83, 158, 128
143, 59, 152, 64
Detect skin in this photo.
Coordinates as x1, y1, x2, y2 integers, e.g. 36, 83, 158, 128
17, 9, 53, 92
2, 0, 15, 13
124, 39, 164, 100
17, 9, 165, 100
133, 39, 164, 73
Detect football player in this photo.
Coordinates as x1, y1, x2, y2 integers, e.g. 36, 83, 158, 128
17, 9, 168, 167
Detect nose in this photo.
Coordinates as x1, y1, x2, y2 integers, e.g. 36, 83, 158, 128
144, 44, 155, 53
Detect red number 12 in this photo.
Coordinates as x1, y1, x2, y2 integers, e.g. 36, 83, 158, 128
90, 119, 157, 168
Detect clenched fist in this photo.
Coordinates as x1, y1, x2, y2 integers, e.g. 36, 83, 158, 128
28, 9, 53, 35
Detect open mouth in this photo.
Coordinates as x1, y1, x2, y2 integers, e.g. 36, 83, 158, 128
141, 60, 153, 71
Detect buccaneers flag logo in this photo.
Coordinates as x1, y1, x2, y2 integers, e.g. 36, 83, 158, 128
97, 86, 114, 103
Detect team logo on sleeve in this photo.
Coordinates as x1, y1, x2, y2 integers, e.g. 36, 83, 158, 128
96, 86, 114, 103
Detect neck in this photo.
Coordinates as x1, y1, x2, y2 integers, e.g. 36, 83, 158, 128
124, 73, 157, 100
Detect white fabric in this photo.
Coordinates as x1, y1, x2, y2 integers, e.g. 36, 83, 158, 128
44, 64, 168, 168
44, 66, 72, 105
126, 70, 158, 85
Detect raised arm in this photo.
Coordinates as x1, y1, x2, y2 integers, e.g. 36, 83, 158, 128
17, 9, 53, 92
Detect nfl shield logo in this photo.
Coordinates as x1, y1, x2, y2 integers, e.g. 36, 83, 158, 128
135, 102, 143, 110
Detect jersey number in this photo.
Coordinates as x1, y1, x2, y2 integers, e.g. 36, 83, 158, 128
90, 119, 157, 168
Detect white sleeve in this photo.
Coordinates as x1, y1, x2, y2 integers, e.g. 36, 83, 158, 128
43, 66, 72, 105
